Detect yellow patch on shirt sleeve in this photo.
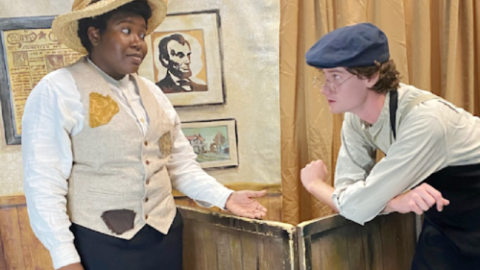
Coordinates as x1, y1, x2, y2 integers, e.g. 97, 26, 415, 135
89, 93, 119, 128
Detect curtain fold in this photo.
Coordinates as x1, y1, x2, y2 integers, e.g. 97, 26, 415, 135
281, 0, 480, 225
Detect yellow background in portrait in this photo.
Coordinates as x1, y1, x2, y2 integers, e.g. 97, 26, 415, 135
151, 29, 207, 84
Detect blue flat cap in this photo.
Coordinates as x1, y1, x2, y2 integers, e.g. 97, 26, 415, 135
306, 23, 389, 68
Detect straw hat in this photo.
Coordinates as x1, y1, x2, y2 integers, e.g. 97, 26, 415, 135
52, 0, 168, 54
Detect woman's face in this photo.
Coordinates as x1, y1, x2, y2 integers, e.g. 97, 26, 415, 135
89, 12, 148, 80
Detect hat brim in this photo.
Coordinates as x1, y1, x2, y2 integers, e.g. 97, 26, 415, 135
52, 0, 167, 54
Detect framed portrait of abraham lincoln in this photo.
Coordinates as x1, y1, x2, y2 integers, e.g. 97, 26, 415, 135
138, 10, 225, 107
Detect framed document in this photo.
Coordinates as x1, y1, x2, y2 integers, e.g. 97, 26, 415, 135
139, 10, 225, 107
181, 119, 238, 169
0, 16, 83, 145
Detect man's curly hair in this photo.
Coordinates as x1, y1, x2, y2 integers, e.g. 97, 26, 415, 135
347, 59, 401, 94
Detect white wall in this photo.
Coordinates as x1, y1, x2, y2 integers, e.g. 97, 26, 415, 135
0, 0, 280, 196
0, 0, 75, 196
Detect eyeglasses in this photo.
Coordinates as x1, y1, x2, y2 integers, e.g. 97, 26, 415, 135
313, 72, 355, 93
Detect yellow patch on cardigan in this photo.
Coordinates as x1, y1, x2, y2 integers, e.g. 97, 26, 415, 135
159, 131, 172, 156
89, 93, 119, 128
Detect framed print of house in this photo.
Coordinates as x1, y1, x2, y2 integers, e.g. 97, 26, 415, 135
181, 118, 238, 169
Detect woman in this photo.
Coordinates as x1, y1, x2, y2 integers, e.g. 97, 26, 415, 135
22, 1, 267, 269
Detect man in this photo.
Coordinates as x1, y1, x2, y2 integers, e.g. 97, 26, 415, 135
300, 23, 480, 269
156, 33, 208, 93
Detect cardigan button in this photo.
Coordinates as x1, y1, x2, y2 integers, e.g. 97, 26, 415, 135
144, 197, 149, 203
145, 160, 150, 165
144, 141, 148, 146
145, 215, 148, 220
146, 179, 150, 185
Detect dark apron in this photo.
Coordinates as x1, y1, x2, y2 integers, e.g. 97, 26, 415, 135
389, 91, 480, 269
70, 209, 183, 270
411, 165, 480, 270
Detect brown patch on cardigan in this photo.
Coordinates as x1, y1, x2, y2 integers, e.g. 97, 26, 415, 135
101, 209, 136, 235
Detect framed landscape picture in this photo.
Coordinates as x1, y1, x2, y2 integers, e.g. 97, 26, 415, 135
181, 119, 238, 169
0, 16, 83, 145
139, 10, 225, 107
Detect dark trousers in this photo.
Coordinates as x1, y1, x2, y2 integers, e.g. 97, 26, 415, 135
70, 210, 183, 270
411, 218, 480, 270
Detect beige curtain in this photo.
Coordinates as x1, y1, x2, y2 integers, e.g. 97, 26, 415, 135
280, 0, 480, 225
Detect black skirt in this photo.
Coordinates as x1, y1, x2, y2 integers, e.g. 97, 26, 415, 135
70, 209, 183, 270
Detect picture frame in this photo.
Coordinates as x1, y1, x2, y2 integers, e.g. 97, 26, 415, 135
181, 118, 238, 169
139, 10, 225, 107
0, 16, 83, 145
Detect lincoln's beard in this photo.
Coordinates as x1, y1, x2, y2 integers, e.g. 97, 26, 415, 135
170, 63, 192, 79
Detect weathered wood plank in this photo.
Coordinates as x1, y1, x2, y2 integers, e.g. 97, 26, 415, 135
380, 213, 416, 270
259, 236, 286, 270
311, 227, 350, 270
239, 230, 260, 269
0, 207, 26, 270
183, 219, 218, 270
0, 229, 7, 270
182, 217, 198, 270
201, 222, 220, 270
345, 223, 367, 270
360, 217, 384, 270
17, 207, 34, 270
400, 213, 416, 268
0, 195, 26, 207
215, 228, 242, 270
17, 206, 53, 270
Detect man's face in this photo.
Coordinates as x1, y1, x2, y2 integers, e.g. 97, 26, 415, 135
320, 67, 371, 114
166, 40, 192, 79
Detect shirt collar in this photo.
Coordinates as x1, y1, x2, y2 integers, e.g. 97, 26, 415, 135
367, 92, 390, 135
86, 56, 130, 87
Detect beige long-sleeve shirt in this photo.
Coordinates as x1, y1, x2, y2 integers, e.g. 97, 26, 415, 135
332, 83, 480, 225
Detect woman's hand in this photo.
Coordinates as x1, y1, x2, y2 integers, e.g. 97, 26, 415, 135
225, 190, 267, 219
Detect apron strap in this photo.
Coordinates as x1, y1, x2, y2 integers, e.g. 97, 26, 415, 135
389, 92, 439, 141
389, 90, 398, 139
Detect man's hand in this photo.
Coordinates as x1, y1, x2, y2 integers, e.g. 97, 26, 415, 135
58, 263, 84, 270
225, 190, 267, 219
300, 160, 339, 212
384, 183, 450, 215
300, 160, 329, 193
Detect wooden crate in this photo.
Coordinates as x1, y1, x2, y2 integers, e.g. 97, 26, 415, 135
297, 213, 416, 270
0, 196, 417, 270
179, 206, 297, 270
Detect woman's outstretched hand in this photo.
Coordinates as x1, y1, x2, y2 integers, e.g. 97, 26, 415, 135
225, 190, 268, 219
